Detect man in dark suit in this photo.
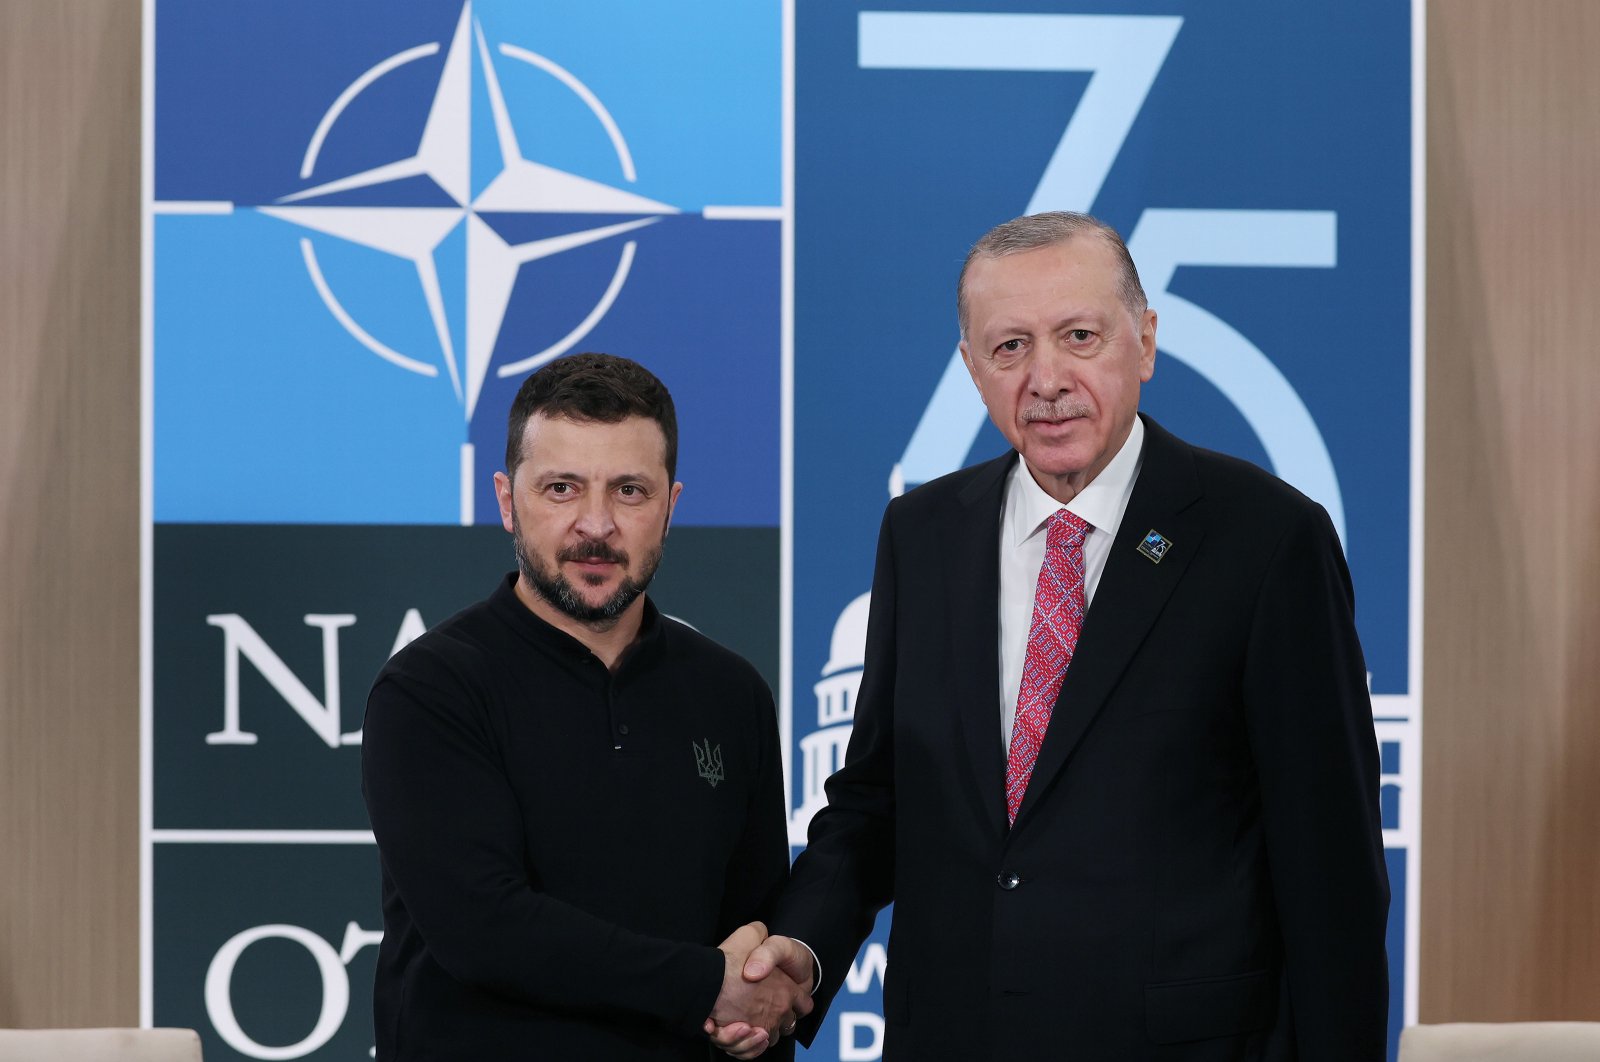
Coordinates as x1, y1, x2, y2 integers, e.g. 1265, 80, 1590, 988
717, 212, 1388, 1060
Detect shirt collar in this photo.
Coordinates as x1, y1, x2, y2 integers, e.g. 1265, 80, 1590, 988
1006, 415, 1146, 547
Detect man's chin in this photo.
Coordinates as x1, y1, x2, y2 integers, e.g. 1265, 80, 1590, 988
1020, 441, 1096, 477
571, 587, 625, 611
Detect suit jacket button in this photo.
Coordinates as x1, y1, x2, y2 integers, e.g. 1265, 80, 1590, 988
997, 871, 1021, 891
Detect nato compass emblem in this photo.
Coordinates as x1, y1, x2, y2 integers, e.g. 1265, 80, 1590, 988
153, 1, 780, 525
693, 739, 725, 789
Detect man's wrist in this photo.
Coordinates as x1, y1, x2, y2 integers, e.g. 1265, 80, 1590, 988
693, 943, 732, 1034
790, 937, 822, 995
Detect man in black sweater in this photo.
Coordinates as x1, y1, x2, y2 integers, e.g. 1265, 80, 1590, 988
362, 353, 810, 1060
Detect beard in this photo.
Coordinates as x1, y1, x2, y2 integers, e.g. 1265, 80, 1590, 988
511, 510, 664, 628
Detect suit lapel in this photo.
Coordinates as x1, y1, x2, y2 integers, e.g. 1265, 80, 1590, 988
1012, 417, 1206, 828
947, 453, 1013, 836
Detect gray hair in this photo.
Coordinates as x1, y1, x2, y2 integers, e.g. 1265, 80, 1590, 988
956, 211, 1147, 338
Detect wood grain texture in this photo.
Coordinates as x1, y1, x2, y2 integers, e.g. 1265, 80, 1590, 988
0, 0, 141, 1027
1423, 0, 1600, 1021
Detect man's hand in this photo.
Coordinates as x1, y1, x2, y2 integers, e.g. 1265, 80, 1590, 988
703, 922, 813, 1059
740, 934, 816, 994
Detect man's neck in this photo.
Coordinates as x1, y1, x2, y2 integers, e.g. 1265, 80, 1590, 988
513, 577, 644, 671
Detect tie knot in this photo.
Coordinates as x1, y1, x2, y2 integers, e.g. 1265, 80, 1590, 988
1046, 509, 1091, 551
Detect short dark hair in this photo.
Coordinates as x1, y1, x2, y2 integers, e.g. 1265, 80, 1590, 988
504, 353, 678, 481
957, 211, 1147, 337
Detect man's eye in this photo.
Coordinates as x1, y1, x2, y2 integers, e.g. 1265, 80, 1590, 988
548, 483, 572, 495
1068, 329, 1095, 343
996, 339, 1025, 355
618, 485, 640, 497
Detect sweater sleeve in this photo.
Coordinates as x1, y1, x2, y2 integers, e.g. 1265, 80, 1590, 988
714, 678, 792, 942
361, 662, 725, 1038
712, 675, 798, 1060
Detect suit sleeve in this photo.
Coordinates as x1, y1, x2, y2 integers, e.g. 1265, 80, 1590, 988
361, 664, 725, 1038
772, 504, 901, 1044
1243, 503, 1390, 1061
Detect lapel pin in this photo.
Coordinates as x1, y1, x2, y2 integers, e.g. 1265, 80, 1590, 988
1136, 529, 1172, 564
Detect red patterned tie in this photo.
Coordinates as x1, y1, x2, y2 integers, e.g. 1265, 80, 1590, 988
1006, 509, 1091, 825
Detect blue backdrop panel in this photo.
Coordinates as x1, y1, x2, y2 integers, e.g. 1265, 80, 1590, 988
149, 1, 784, 1058
153, 0, 780, 528
788, 3, 1415, 1060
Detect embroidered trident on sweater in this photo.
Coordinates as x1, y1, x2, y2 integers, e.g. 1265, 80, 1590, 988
693, 738, 725, 788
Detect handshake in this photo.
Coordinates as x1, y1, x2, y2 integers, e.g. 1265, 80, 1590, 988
704, 922, 816, 1059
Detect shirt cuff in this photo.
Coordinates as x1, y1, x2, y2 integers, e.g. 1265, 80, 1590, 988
790, 937, 821, 995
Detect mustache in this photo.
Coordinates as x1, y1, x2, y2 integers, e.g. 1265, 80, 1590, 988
558, 541, 629, 565
1021, 398, 1092, 423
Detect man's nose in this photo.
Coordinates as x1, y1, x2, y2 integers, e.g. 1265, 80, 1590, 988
572, 494, 618, 538
1030, 341, 1076, 396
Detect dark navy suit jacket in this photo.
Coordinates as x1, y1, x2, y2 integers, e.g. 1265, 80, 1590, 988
775, 415, 1388, 1061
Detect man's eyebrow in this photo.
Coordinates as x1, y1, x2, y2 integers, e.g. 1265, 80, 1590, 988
982, 318, 1031, 337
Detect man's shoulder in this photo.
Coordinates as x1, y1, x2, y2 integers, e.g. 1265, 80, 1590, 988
1152, 420, 1332, 529
372, 591, 508, 695
885, 451, 1012, 522
1193, 444, 1314, 508
1145, 419, 1318, 511
654, 612, 770, 696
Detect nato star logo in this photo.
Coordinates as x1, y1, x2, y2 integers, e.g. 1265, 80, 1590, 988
262, 2, 674, 425
153, 0, 780, 524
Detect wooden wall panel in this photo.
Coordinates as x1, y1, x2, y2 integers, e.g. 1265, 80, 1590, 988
1422, 0, 1600, 1021
0, 0, 140, 1028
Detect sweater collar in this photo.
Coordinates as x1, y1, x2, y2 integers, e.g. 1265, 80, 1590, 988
489, 571, 664, 669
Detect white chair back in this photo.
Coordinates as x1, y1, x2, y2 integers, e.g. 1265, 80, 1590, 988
0, 1028, 202, 1062
1399, 1022, 1600, 1062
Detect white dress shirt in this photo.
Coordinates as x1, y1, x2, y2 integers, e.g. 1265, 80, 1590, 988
998, 417, 1145, 749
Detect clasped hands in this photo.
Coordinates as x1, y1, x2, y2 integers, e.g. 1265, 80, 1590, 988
704, 921, 814, 1059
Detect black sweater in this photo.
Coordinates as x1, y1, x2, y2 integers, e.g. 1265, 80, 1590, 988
362, 574, 791, 1060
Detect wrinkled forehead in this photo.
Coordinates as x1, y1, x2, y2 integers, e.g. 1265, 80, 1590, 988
517, 413, 671, 476
966, 229, 1118, 291
965, 240, 1125, 321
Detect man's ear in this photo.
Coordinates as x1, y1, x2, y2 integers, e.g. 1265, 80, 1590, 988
960, 338, 981, 388
494, 470, 515, 533
1138, 309, 1158, 382
665, 481, 684, 533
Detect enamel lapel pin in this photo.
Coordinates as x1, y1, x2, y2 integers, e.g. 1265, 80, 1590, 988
1136, 529, 1172, 564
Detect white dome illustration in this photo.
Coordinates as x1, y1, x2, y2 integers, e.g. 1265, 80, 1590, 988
820, 591, 872, 678
794, 592, 872, 839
